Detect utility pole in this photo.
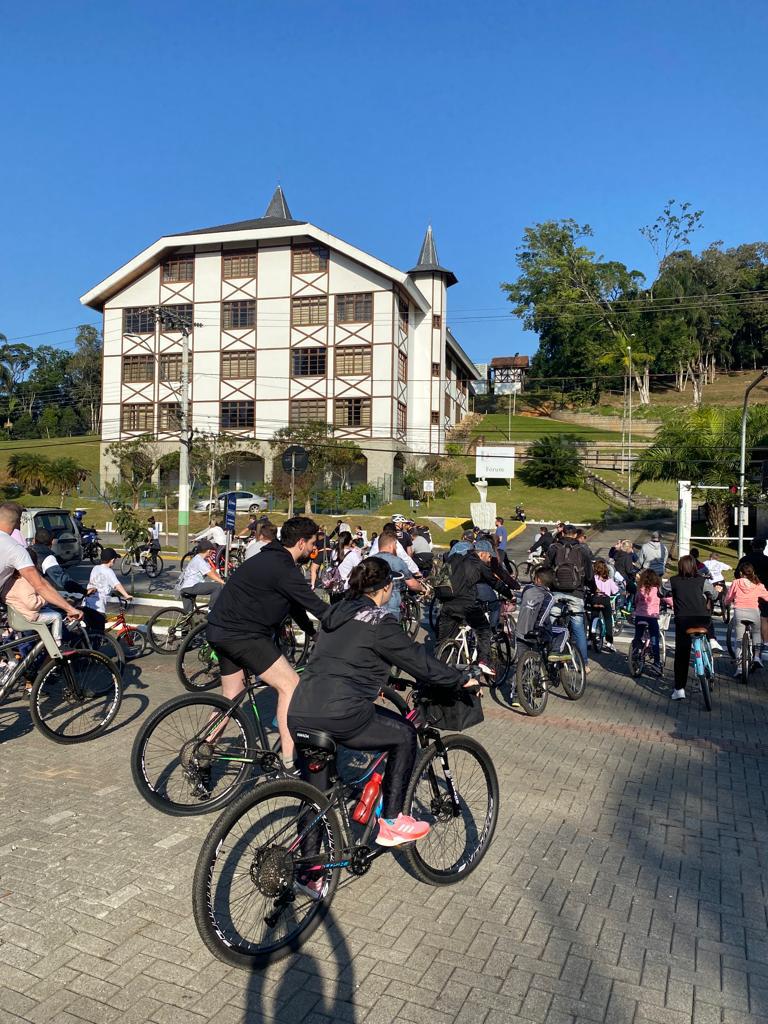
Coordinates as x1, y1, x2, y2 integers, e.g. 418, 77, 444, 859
150, 305, 200, 559
627, 342, 633, 510
738, 368, 768, 557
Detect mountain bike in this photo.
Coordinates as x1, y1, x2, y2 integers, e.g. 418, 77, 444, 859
521, 554, 546, 581
0, 620, 122, 742
176, 621, 220, 691
688, 627, 715, 711
192, 675, 498, 969
514, 627, 585, 716
146, 598, 208, 655
435, 617, 512, 682
629, 618, 667, 678
120, 547, 163, 579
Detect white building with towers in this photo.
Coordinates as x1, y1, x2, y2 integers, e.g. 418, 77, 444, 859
81, 187, 478, 495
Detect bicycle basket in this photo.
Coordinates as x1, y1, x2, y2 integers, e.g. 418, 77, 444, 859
418, 686, 484, 732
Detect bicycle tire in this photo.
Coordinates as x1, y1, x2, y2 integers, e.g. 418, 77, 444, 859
131, 691, 268, 816
29, 650, 122, 744
177, 622, 220, 691
740, 628, 752, 685
119, 554, 134, 577
180, 551, 193, 572
515, 649, 548, 716
119, 627, 146, 660
401, 596, 421, 639
489, 630, 512, 687
506, 559, 518, 579
192, 778, 342, 969
145, 555, 163, 578
146, 607, 196, 655
591, 615, 604, 653
85, 630, 126, 673
435, 638, 470, 669
726, 618, 736, 659
558, 643, 586, 700
629, 639, 644, 678
659, 630, 667, 669
403, 733, 499, 885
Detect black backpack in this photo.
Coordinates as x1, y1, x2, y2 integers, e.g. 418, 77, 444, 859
552, 542, 586, 592
432, 557, 454, 600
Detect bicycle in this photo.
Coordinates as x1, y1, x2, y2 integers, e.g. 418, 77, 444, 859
629, 614, 668, 678
688, 627, 715, 711
514, 626, 585, 716
104, 596, 145, 659
435, 617, 512, 683
146, 597, 208, 655
0, 619, 122, 742
521, 553, 546, 581
732, 617, 758, 684
120, 547, 163, 579
191, 676, 498, 969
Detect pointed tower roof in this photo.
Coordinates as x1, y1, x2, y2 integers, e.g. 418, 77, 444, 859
178, 185, 305, 235
408, 225, 457, 286
264, 185, 292, 220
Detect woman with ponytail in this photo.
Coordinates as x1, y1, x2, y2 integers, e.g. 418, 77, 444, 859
288, 556, 471, 851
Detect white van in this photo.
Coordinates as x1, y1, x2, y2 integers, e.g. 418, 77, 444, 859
20, 508, 83, 564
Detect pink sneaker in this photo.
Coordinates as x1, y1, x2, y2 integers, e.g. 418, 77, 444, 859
375, 814, 431, 847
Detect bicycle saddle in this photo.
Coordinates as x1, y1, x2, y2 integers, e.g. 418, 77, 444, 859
685, 627, 709, 636
293, 729, 337, 757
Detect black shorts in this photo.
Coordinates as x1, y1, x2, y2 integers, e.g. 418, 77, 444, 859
206, 626, 282, 678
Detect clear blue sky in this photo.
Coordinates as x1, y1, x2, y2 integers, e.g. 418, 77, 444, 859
1, 0, 766, 365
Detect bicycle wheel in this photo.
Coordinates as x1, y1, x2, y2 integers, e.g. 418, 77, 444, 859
29, 650, 122, 743
659, 630, 667, 668
435, 638, 470, 669
557, 643, 586, 700
180, 550, 193, 572
697, 641, 713, 711
515, 649, 548, 716
403, 733, 499, 885
86, 630, 126, 673
401, 596, 421, 639
726, 618, 736, 659
276, 617, 298, 667
506, 559, 518, 579
145, 555, 163, 578
119, 554, 134, 577
489, 630, 512, 687
740, 629, 752, 685
146, 607, 195, 655
192, 779, 342, 969
177, 622, 220, 691
629, 637, 645, 678
119, 627, 146, 660
591, 615, 604, 653
131, 692, 270, 816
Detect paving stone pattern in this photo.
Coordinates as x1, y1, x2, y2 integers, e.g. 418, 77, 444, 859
2, 641, 768, 1024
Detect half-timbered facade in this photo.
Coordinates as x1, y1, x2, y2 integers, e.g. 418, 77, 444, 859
81, 188, 478, 491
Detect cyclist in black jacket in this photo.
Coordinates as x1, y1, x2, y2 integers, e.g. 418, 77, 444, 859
207, 516, 328, 764
289, 556, 470, 850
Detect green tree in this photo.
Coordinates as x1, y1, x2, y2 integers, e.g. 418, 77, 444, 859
68, 325, 103, 434
104, 435, 167, 509
519, 435, 584, 489
46, 457, 87, 507
112, 505, 149, 550
270, 421, 356, 513
8, 453, 51, 495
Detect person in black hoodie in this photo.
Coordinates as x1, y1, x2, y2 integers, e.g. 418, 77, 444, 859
289, 556, 472, 850
669, 553, 719, 701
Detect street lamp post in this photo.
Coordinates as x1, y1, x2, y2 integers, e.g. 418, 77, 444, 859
738, 367, 768, 558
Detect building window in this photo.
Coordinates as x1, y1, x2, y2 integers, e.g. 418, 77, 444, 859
335, 346, 372, 376
334, 398, 371, 430
121, 404, 154, 432
160, 304, 194, 332
397, 350, 408, 382
290, 399, 326, 425
123, 307, 155, 335
292, 347, 327, 377
159, 352, 189, 381
122, 355, 154, 384
162, 255, 194, 282
397, 402, 407, 433
335, 292, 373, 324
444, 393, 451, 419
291, 296, 327, 327
221, 351, 256, 379
220, 401, 254, 430
158, 402, 184, 432
432, 362, 440, 378
223, 250, 258, 278
222, 300, 256, 330
292, 245, 329, 275
431, 410, 440, 426
432, 314, 442, 330
397, 295, 409, 333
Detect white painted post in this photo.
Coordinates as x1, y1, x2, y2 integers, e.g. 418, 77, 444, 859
677, 480, 692, 557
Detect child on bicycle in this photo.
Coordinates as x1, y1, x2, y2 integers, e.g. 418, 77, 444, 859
515, 567, 568, 658
631, 568, 670, 675
724, 561, 768, 677
669, 554, 720, 701
84, 547, 133, 633
590, 559, 618, 652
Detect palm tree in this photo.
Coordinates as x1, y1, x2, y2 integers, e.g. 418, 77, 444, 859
634, 406, 768, 537
46, 458, 87, 507
7, 453, 51, 496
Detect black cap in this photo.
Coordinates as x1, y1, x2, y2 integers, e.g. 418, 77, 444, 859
100, 547, 119, 562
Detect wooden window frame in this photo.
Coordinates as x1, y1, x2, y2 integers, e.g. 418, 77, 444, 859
220, 400, 255, 430
122, 354, 154, 384
291, 244, 329, 275
221, 350, 256, 380
292, 347, 327, 378
162, 255, 194, 282
160, 303, 194, 333
335, 346, 372, 377
397, 349, 408, 383
430, 410, 440, 426
335, 292, 373, 324
121, 403, 154, 432
432, 314, 442, 330
291, 296, 328, 327
397, 402, 407, 433
397, 295, 409, 333
159, 352, 190, 382
432, 362, 440, 378
123, 307, 155, 335
222, 300, 256, 330
289, 399, 327, 426
158, 401, 186, 432
334, 397, 371, 430
222, 250, 258, 279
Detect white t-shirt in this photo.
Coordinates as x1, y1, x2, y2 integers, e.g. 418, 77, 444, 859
195, 525, 226, 546
337, 547, 364, 589
0, 531, 34, 590
85, 565, 120, 613
180, 554, 212, 589
245, 539, 267, 560
703, 558, 730, 583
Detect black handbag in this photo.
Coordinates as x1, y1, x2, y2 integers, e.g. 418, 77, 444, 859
420, 686, 484, 732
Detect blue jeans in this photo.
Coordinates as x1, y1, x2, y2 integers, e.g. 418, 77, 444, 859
551, 592, 588, 665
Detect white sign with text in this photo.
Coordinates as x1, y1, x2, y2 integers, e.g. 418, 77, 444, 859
422, 480, 435, 493
475, 446, 515, 480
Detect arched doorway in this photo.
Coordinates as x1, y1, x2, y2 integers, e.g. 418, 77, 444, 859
220, 452, 265, 491
393, 453, 405, 498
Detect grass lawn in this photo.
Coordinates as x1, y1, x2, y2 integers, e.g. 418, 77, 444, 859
472, 413, 624, 443
596, 468, 679, 502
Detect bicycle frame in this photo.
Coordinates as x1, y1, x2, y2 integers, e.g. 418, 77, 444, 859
194, 682, 279, 769
692, 635, 714, 677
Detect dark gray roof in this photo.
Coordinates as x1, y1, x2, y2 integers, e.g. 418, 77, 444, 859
175, 186, 306, 236
408, 225, 457, 286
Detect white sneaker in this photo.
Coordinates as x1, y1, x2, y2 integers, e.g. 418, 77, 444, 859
603, 642, 616, 652
710, 639, 723, 653
671, 688, 686, 700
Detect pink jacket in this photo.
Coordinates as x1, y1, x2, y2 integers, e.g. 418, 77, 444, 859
725, 577, 768, 610
594, 576, 618, 597
635, 586, 661, 618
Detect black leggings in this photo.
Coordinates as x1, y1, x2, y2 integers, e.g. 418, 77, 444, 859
673, 616, 712, 689
289, 705, 418, 819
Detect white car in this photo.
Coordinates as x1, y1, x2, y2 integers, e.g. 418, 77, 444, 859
193, 491, 268, 514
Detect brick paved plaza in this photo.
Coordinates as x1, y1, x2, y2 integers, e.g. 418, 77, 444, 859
3, 643, 768, 1024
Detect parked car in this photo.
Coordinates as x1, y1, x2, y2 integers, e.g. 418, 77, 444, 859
20, 508, 83, 564
193, 491, 268, 514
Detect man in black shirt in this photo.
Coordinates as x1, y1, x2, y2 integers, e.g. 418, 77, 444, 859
207, 516, 328, 764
